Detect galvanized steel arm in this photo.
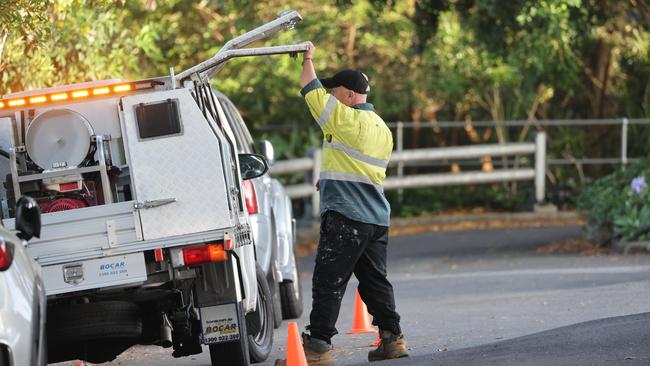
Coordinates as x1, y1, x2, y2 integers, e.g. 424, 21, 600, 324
175, 43, 310, 83
175, 10, 307, 84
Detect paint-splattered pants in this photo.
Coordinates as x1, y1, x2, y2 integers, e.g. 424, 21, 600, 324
307, 210, 401, 342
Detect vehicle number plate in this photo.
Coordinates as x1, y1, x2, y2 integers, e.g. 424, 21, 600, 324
200, 303, 241, 344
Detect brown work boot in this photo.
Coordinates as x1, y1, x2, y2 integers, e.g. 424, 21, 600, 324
368, 330, 409, 362
275, 333, 333, 366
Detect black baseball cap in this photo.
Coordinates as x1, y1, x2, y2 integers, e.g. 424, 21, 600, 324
320, 69, 370, 94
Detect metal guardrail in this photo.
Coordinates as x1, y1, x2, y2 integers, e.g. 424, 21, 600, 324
387, 118, 650, 168
261, 118, 650, 168
271, 133, 547, 218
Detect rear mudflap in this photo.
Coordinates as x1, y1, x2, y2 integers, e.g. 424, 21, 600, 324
199, 303, 242, 344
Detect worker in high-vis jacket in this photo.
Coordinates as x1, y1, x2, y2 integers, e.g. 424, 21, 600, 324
293, 41, 408, 365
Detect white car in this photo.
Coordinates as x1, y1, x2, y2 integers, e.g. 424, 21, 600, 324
215, 92, 303, 329
0, 196, 46, 366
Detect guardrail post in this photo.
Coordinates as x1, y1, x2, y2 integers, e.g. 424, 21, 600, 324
534, 132, 546, 204
621, 117, 628, 167
312, 149, 322, 220
396, 122, 404, 201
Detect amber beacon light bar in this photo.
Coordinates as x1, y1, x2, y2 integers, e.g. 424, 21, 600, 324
0, 81, 155, 110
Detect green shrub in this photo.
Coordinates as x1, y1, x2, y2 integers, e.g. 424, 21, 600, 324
577, 158, 650, 242
387, 184, 530, 217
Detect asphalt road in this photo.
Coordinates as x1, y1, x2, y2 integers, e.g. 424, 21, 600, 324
58, 225, 650, 365
381, 312, 650, 365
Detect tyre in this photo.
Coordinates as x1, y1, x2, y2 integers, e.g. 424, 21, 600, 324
47, 301, 141, 363
249, 265, 274, 363
280, 258, 303, 319
48, 301, 142, 342
209, 301, 250, 366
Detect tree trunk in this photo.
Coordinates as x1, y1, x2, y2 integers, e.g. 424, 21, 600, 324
589, 41, 613, 118
0, 32, 6, 73
346, 25, 357, 61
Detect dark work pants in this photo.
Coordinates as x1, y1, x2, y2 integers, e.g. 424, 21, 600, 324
307, 210, 401, 342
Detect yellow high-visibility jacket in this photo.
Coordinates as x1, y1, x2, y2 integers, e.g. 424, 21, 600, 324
301, 78, 392, 226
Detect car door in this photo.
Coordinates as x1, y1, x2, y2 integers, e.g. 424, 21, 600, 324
216, 96, 275, 275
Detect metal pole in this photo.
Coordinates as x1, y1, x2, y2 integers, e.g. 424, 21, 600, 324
390, 143, 535, 163
534, 132, 546, 204
396, 122, 404, 201
176, 44, 310, 83
203, 10, 303, 78
312, 149, 322, 220
621, 117, 629, 166
96, 135, 113, 204
9, 148, 20, 200
383, 169, 535, 190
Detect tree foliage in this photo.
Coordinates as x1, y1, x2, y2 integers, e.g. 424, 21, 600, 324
0, 0, 649, 164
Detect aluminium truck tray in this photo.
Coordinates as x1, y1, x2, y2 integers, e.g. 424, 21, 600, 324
3, 200, 229, 267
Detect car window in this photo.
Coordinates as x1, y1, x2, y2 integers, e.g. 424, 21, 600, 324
193, 85, 243, 213
229, 103, 255, 149
218, 98, 254, 154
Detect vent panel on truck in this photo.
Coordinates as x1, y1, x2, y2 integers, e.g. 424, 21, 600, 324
135, 99, 182, 139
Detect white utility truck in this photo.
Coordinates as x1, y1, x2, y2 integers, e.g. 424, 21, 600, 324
0, 11, 308, 366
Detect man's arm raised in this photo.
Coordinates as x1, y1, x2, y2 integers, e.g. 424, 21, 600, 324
298, 42, 354, 140
301, 42, 317, 87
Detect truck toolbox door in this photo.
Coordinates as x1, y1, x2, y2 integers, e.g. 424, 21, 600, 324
120, 89, 232, 240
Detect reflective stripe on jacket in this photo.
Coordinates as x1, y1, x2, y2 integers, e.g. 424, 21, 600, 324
301, 78, 392, 226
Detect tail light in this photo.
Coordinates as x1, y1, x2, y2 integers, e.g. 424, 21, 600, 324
0, 241, 13, 271
224, 238, 234, 251
242, 180, 259, 214
182, 243, 227, 266
154, 248, 164, 262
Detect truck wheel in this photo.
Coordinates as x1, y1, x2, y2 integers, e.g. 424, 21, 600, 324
48, 301, 142, 342
47, 301, 141, 363
209, 301, 250, 366
280, 259, 303, 319
249, 265, 274, 363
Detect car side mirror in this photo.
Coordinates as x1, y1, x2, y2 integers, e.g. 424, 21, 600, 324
239, 153, 269, 180
259, 140, 275, 166
15, 196, 41, 241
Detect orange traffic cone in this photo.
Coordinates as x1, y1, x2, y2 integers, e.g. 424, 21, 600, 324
346, 289, 376, 334
285, 322, 308, 366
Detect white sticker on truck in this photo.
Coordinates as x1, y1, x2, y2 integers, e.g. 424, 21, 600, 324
43, 252, 147, 295
200, 303, 241, 344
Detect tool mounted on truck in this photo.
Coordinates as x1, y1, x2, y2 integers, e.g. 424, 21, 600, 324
0, 10, 308, 218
